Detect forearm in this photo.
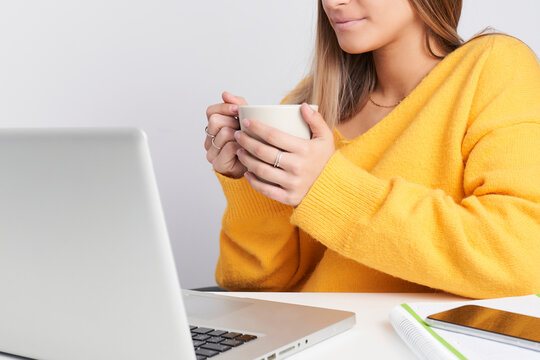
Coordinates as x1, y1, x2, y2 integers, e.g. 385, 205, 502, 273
291, 150, 540, 299
215, 172, 322, 291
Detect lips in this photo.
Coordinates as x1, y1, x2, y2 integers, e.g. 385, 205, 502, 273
330, 14, 366, 30
332, 15, 358, 23
333, 17, 366, 31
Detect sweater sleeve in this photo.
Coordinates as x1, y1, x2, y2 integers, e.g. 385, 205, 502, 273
290, 36, 540, 299
214, 172, 325, 291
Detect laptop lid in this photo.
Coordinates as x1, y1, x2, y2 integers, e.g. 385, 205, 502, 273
0, 128, 196, 360
0, 128, 356, 360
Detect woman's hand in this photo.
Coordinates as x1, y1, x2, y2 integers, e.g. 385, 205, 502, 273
234, 103, 335, 207
205, 92, 248, 178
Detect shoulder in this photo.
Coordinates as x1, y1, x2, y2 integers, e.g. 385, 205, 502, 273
438, 35, 538, 86
465, 33, 530, 47
454, 34, 540, 91
460, 34, 538, 68
461, 35, 540, 153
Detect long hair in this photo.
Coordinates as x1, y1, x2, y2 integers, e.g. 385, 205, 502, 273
283, 0, 494, 128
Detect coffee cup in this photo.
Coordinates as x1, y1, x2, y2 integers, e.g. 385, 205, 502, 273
237, 104, 318, 184
238, 104, 317, 143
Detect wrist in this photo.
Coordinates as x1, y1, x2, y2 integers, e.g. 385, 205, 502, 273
217, 170, 244, 179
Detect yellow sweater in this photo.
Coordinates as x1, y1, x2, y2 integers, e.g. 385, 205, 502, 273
214, 35, 540, 299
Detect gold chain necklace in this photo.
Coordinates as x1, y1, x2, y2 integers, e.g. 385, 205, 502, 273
368, 94, 404, 108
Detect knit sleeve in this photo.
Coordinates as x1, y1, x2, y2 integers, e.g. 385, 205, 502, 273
290, 36, 540, 299
214, 172, 325, 290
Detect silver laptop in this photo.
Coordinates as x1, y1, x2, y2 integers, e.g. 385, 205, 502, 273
0, 128, 355, 360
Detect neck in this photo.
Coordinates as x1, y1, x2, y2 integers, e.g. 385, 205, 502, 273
371, 28, 446, 102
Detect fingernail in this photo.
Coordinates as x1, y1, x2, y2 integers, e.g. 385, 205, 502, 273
234, 131, 241, 140
304, 103, 314, 114
243, 119, 250, 128
236, 148, 244, 156
230, 105, 238, 113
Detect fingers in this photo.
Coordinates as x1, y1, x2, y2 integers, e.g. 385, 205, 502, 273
243, 171, 291, 205
300, 103, 332, 139
234, 130, 295, 171
206, 102, 240, 119
205, 92, 247, 120
236, 148, 291, 187
205, 126, 236, 162
205, 113, 240, 150
211, 142, 245, 175
205, 91, 246, 149
204, 92, 250, 179
205, 91, 247, 136
222, 91, 247, 106
237, 118, 307, 154
208, 114, 240, 133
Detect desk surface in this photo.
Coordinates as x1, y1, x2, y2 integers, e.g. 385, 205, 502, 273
220, 292, 463, 359
0, 292, 463, 360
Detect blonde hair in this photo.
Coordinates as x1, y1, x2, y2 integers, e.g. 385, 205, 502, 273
284, 0, 498, 128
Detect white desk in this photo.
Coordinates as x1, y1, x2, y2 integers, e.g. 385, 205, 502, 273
220, 292, 463, 359
0, 292, 463, 360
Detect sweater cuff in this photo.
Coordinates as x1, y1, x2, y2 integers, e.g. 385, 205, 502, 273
215, 171, 292, 219
290, 151, 391, 247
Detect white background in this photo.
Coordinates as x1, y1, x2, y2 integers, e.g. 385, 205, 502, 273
0, 1, 538, 289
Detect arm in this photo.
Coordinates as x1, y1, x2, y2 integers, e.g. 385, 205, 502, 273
213, 86, 326, 291
291, 37, 540, 299
205, 92, 317, 290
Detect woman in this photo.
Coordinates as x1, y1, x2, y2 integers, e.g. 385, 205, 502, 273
204, 0, 540, 298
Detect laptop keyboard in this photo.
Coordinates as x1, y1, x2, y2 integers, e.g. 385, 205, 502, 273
190, 325, 257, 359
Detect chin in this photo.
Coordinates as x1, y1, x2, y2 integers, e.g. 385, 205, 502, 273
337, 39, 375, 55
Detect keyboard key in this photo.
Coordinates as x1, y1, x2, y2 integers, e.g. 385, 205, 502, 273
207, 329, 227, 337
207, 336, 225, 343
192, 334, 211, 341
237, 334, 257, 342
189, 325, 257, 355
195, 348, 219, 358
220, 339, 243, 347
201, 343, 232, 352
192, 327, 214, 334
192, 340, 206, 348
222, 332, 241, 339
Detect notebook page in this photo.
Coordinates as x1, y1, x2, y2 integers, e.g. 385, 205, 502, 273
390, 304, 458, 360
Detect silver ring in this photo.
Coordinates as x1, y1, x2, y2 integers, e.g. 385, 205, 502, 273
205, 126, 216, 139
211, 137, 222, 150
273, 150, 283, 168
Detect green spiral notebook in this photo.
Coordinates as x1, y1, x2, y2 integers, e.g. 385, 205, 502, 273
389, 294, 540, 359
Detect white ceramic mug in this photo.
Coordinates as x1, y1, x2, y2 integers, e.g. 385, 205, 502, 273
238, 104, 318, 143
237, 104, 318, 184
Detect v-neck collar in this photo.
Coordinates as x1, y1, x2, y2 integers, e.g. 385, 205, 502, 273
333, 43, 465, 145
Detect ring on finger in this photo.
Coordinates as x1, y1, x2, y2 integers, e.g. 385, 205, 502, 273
211, 137, 222, 150
273, 150, 284, 168
205, 126, 216, 139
